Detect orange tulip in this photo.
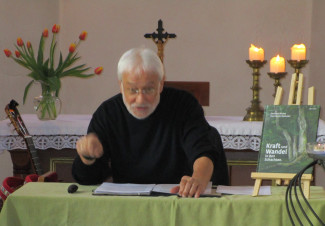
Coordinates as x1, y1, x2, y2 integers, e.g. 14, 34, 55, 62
94, 67, 103, 75
4, 49, 12, 57
52, 24, 60, 33
17, 37, 24, 47
27, 41, 31, 49
15, 51, 21, 58
43, 29, 49, 37
69, 43, 76, 53
79, 31, 87, 41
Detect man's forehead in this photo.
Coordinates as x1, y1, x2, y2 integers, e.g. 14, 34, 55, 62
125, 80, 156, 87
122, 71, 160, 84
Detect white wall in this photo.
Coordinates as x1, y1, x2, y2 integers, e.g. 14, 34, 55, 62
310, 0, 325, 187
0, 0, 324, 184
310, 0, 325, 115
0, 0, 59, 183
0, 0, 316, 118
58, 0, 314, 117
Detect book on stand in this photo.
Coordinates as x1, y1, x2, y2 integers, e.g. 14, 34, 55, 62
257, 105, 320, 174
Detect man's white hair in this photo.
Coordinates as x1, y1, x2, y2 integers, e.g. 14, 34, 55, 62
117, 47, 164, 81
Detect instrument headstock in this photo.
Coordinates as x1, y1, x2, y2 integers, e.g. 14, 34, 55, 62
5, 100, 29, 137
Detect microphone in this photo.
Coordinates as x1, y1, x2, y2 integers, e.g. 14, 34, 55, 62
306, 143, 325, 170
68, 184, 78, 193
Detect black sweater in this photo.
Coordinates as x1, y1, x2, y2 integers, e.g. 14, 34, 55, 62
72, 87, 226, 185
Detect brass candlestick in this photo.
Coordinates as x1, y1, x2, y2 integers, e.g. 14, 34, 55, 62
267, 72, 287, 97
243, 60, 267, 121
287, 60, 309, 103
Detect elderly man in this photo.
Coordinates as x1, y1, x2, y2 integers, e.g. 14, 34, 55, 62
72, 47, 228, 198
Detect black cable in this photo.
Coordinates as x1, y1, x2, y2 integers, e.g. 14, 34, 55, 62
286, 160, 315, 226
290, 172, 303, 226
286, 176, 295, 225
297, 160, 325, 225
286, 172, 303, 226
295, 164, 313, 225
286, 160, 325, 226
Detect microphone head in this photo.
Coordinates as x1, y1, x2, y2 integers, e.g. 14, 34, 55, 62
68, 184, 78, 193
307, 143, 325, 161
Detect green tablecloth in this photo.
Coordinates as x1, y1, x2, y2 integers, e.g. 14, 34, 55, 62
0, 182, 325, 226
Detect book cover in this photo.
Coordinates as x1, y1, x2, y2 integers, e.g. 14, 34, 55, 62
257, 105, 320, 174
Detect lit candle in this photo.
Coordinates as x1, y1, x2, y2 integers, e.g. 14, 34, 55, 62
291, 44, 306, 61
270, 55, 285, 73
249, 44, 264, 61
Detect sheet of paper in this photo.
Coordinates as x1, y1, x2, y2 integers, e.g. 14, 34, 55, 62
152, 181, 212, 195
216, 186, 271, 196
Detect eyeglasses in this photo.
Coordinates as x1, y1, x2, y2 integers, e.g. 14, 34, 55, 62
125, 87, 157, 96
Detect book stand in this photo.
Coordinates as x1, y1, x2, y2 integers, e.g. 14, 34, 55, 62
251, 74, 315, 198
251, 172, 313, 198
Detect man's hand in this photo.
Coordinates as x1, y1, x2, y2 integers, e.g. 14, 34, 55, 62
76, 133, 103, 165
170, 156, 213, 198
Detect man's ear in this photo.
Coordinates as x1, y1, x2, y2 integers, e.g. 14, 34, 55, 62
159, 75, 166, 93
119, 80, 123, 93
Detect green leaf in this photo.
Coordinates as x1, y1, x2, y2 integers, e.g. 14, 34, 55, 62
62, 71, 95, 78
23, 80, 35, 104
37, 35, 45, 65
12, 58, 31, 70
50, 42, 57, 70
24, 44, 37, 66
47, 76, 61, 91
54, 52, 74, 75
15, 46, 39, 72
14, 45, 32, 65
27, 43, 35, 57
59, 65, 93, 78
27, 72, 38, 80
43, 59, 49, 69
57, 52, 63, 69
49, 34, 57, 70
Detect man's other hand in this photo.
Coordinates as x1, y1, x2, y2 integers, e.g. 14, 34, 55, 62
170, 156, 213, 198
76, 133, 103, 165
170, 176, 208, 198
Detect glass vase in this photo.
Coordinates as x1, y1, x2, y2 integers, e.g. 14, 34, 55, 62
33, 84, 61, 120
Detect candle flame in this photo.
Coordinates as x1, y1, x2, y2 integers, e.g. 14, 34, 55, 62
276, 54, 280, 61
271, 55, 284, 62
251, 44, 262, 52
292, 44, 306, 49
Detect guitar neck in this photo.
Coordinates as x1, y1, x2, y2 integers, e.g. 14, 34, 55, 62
25, 136, 43, 175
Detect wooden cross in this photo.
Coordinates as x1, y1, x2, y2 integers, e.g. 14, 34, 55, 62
144, 19, 176, 63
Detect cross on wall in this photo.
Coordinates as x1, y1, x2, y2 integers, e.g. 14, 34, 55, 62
144, 19, 176, 63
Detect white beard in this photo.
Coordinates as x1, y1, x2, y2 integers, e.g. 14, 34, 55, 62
121, 85, 160, 120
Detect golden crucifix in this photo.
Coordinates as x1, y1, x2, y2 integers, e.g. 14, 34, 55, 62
144, 19, 176, 63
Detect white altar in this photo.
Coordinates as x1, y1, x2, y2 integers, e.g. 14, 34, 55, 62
1, 115, 325, 153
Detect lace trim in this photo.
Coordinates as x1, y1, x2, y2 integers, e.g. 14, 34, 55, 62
0, 135, 82, 151
1, 135, 324, 152
222, 135, 261, 151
